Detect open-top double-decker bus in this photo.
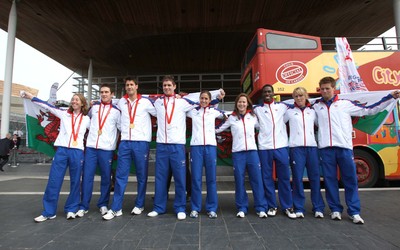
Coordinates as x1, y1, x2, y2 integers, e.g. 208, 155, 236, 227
240, 28, 400, 187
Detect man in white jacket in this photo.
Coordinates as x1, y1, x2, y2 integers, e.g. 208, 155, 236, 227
103, 77, 156, 220
254, 84, 296, 219
147, 75, 197, 220
147, 76, 224, 220
77, 84, 121, 218
314, 76, 400, 224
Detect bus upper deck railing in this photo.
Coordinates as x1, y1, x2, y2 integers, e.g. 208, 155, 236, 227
320, 36, 400, 51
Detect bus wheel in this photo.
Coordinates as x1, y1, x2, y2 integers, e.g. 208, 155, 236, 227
354, 149, 379, 188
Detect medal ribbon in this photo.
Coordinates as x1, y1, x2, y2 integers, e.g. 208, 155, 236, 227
127, 96, 140, 127
163, 96, 176, 124
71, 112, 83, 145
98, 102, 112, 134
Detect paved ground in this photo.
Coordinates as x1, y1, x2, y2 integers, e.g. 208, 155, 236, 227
0, 163, 400, 250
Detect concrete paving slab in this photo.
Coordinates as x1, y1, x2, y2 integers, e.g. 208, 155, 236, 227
0, 163, 400, 249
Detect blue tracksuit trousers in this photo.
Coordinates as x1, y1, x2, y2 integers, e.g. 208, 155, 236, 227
290, 147, 325, 213
319, 147, 361, 216
232, 150, 267, 213
111, 141, 150, 211
79, 147, 113, 211
190, 145, 218, 213
153, 143, 187, 214
259, 147, 293, 211
42, 147, 83, 216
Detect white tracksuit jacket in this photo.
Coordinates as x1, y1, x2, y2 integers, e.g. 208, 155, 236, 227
154, 96, 195, 144
187, 106, 225, 146
31, 97, 90, 150
284, 102, 317, 147
254, 101, 290, 150
117, 94, 156, 142
313, 94, 396, 150
86, 101, 121, 150
216, 112, 258, 153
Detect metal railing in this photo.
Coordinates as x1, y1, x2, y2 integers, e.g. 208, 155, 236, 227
72, 73, 242, 102
320, 36, 400, 51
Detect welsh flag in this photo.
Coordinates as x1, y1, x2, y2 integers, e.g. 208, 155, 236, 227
335, 37, 396, 135
23, 99, 59, 157
338, 90, 397, 135
23, 89, 223, 158
284, 90, 397, 135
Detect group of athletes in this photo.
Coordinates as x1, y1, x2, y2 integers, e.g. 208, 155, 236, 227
21, 75, 400, 225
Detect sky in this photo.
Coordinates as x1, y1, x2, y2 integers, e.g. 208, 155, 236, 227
0, 27, 398, 102
0, 29, 79, 101
359, 27, 398, 50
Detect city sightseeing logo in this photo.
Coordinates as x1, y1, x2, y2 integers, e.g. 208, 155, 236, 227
276, 61, 308, 84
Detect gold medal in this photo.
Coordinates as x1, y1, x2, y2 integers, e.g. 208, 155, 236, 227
98, 103, 111, 137
164, 95, 176, 126
71, 112, 83, 148
128, 98, 140, 130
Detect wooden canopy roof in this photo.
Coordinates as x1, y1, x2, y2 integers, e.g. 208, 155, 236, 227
0, 0, 395, 77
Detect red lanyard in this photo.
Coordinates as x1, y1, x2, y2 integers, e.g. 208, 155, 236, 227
127, 97, 140, 128
97, 103, 112, 135
163, 96, 175, 124
71, 112, 83, 146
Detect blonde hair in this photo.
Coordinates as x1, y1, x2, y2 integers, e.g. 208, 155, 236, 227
292, 87, 309, 99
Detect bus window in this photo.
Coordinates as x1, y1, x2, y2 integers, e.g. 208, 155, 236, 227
241, 70, 253, 95
243, 36, 258, 71
266, 33, 318, 50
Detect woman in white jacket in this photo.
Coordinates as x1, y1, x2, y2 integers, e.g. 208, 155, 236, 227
22, 91, 90, 223
187, 90, 225, 219
216, 93, 267, 218
284, 87, 325, 219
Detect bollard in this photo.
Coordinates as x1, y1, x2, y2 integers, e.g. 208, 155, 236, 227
37, 153, 47, 164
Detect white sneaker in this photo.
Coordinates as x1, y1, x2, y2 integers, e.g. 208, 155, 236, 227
147, 211, 159, 217
257, 211, 268, 218
330, 211, 342, 220
314, 211, 324, 218
267, 208, 277, 217
350, 214, 364, 224
102, 210, 122, 220
131, 207, 144, 215
177, 212, 186, 220
66, 212, 76, 220
207, 211, 218, 219
34, 215, 56, 223
295, 212, 304, 218
75, 209, 88, 218
285, 208, 296, 219
99, 206, 108, 215
236, 211, 245, 218
189, 210, 199, 218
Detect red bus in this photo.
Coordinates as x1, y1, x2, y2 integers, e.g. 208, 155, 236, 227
240, 28, 400, 187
